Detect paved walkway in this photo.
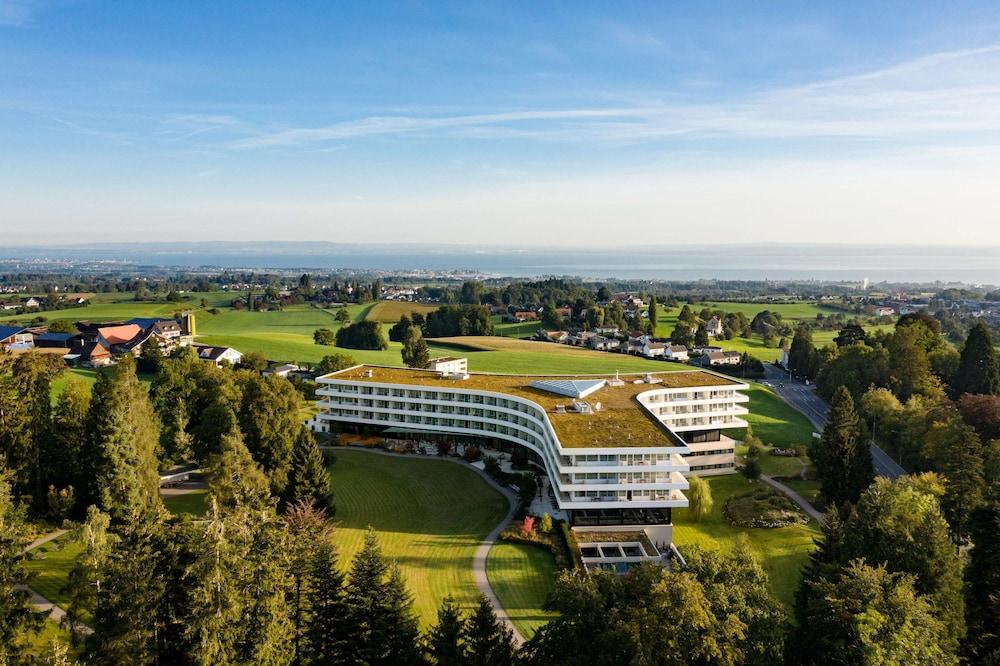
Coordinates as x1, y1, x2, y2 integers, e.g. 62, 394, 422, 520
760, 474, 825, 524
320, 445, 526, 644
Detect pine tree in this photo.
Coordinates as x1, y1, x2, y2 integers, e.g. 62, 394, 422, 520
207, 428, 272, 510
237, 373, 302, 495
281, 500, 330, 663
964, 494, 1000, 662
49, 375, 90, 503
953, 321, 1000, 396
812, 386, 873, 507
427, 596, 466, 665
303, 539, 349, 664
401, 325, 431, 369
12, 352, 60, 504
646, 295, 658, 335
382, 563, 422, 664
928, 417, 985, 544
283, 427, 332, 513
82, 355, 163, 523
464, 595, 515, 666
0, 464, 39, 663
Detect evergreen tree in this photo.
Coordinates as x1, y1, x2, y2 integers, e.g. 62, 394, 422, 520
82, 355, 163, 523
237, 373, 302, 495
427, 596, 466, 665
0, 464, 39, 663
812, 386, 873, 507
953, 321, 1000, 396
788, 326, 818, 379
49, 376, 90, 502
382, 563, 422, 664
137, 339, 163, 374
646, 295, 658, 335
283, 427, 333, 512
926, 417, 985, 543
207, 428, 272, 510
964, 494, 1000, 662
694, 324, 709, 347
303, 539, 349, 664
11, 352, 60, 503
401, 325, 431, 369
464, 595, 515, 666
281, 499, 329, 663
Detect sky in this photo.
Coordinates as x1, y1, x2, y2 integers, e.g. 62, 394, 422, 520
2, 1, 1000, 247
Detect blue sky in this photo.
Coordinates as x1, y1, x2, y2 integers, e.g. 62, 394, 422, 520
2, 1, 1000, 246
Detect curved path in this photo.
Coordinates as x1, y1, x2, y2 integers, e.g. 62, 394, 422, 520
19, 528, 93, 634
320, 445, 526, 644
760, 474, 825, 524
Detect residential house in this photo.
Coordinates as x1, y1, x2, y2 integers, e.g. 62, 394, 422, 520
642, 341, 666, 358
588, 335, 619, 352
693, 345, 723, 355
512, 311, 539, 322
555, 307, 572, 321
664, 345, 690, 362
263, 363, 300, 378
193, 344, 243, 366
593, 325, 619, 336
537, 329, 568, 343
567, 331, 597, 347
0, 326, 32, 350
874, 306, 896, 317
704, 350, 741, 366
19, 297, 41, 309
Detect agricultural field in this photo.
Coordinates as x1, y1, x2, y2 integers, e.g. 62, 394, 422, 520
364, 300, 439, 323
327, 449, 509, 627
486, 542, 559, 638
673, 474, 820, 607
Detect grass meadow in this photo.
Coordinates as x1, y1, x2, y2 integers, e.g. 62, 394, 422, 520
486, 542, 559, 638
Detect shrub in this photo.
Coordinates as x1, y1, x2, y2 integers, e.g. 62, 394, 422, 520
463, 446, 482, 462
741, 458, 762, 480
723, 487, 806, 528
539, 512, 553, 533
559, 521, 584, 570
436, 441, 453, 457
521, 515, 535, 534
313, 328, 336, 345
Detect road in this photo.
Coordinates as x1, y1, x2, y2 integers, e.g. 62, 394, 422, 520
761, 364, 906, 480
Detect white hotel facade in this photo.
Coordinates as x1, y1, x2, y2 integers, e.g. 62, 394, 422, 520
315, 363, 748, 558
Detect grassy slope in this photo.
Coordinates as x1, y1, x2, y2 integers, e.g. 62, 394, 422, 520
23, 537, 83, 608
673, 474, 819, 608
727, 383, 817, 448
328, 450, 508, 627
364, 301, 439, 322
486, 542, 558, 639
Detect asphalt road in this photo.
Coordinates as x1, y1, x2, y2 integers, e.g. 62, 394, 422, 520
761, 364, 906, 480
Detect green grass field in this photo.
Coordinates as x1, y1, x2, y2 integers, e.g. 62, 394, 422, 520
162, 490, 209, 516
726, 383, 817, 448
486, 542, 559, 638
23, 536, 82, 609
328, 450, 509, 627
673, 474, 819, 608
364, 301, 439, 322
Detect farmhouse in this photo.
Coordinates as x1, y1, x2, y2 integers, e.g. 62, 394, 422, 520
314, 363, 748, 554
192, 344, 243, 366
705, 316, 724, 337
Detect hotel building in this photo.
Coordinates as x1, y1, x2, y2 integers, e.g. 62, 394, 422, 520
315, 362, 748, 565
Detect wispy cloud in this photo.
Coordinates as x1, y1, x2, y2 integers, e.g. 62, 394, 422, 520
226, 43, 1000, 149
0, 0, 46, 27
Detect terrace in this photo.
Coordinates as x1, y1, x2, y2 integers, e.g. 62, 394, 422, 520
319, 365, 738, 449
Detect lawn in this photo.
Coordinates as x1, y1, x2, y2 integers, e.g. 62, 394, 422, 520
0, 291, 235, 324
19, 619, 81, 661
673, 474, 820, 608
163, 490, 209, 516
486, 542, 559, 639
365, 301, 439, 322
726, 384, 817, 448
23, 536, 83, 609
328, 449, 509, 627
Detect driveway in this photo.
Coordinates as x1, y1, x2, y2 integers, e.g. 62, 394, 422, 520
761, 364, 906, 480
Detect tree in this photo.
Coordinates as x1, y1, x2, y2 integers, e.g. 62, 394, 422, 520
388, 314, 413, 342
816, 342, 892, 402
694, 324, 709, 348
687, 474, 713, 522
207, 429, 272, 510
887, 324, 943, 400
281, 500, 330, 664
237, 373, 302, 495
5, 352, 61, 503
345, 528, 421, 665
953, 321, 1000, 396
335, 321, 389, 350
834, 323, 867, 347
64, 505, 111, 641
48, 376, 90, 501
0, 464, 39, 663
237, 351, 268, 372
316, 352, 357, 375
427, 596, 466, 665
812, 386, 873, 507
460, 280, 485, 305
282, 427, 333, 513
646, 295, 658, 335
795, 559, 957, 665
401, 325, 431, 369
956, 393, 1000, 441
964, 494, 1000, 662
303, 539, 349, 664
670, 322, 693, 349
788, 326, 818, 380
540, 302, 562, 330
464, 595, 516, 666
923, 416, 985, 544
313, 327, 336, 345
335, 308, 351, 324
82, 355, 162, 523
741, 457, 761, 480
137, 339, 163, 374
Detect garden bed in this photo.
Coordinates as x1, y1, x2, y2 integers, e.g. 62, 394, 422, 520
723, 486, 807, 528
